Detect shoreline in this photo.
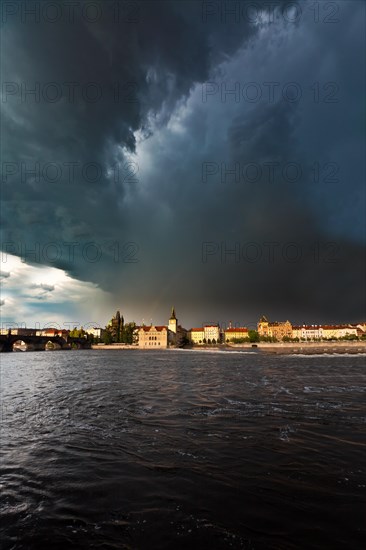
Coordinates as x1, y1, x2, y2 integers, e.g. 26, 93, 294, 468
91, 342, 366, 355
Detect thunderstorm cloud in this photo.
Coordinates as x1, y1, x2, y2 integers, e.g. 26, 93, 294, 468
1, 0, 365, 327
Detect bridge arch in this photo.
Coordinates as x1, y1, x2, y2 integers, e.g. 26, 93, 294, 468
12, 339, 28, 351
45, 340, 62, 350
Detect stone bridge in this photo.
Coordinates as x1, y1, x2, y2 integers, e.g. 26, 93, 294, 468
0, 334, 91, 352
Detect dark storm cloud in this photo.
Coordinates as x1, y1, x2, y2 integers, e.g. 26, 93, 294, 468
1, 0, 265, 274
1, 0, 365, 325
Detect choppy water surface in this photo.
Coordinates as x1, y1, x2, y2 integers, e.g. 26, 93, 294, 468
1, 350, 365, 549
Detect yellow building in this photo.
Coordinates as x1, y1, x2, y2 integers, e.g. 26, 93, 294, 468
203, 325, 220, 342
224, 327, 249, 342
188, 325, 220, 344
168, 307, 177, 333
292, 324, 360, 340
188, 328, 205, 344
257, 316, 292, 340
321, 325, 358, 339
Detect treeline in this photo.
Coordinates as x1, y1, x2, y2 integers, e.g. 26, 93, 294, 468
102, 322, 136, 345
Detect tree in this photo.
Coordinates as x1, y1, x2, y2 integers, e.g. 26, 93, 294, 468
69, 327, 86, 338
121, 322, 136, 344
102, 331, 113, 344
248, 330, 260, 343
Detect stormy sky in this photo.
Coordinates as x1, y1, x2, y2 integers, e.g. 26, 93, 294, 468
1, 0, 365, 329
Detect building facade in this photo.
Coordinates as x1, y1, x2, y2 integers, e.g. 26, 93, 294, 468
138, 325, 169, 348
204, 325, 220, 342
292, 325, 323, 340
137, 308, 186, 348
188, 328, 205, 344
257, 316, 292, 340
224, 327, 249, 342
321, 325, 358, 339
188, 324, 220, 344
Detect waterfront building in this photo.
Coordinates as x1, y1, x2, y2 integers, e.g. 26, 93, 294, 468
188, 328, 205, 344
188, 324, 220, 344
292, 325, 323, 340
137, 308, 187, 348
37, 328, 69, 338
138, 325, 169, 348
0, 328, 38, 336
292, 324, 359, 340
87, 327, 105, 340
321, 324, 358, 339
168, 307, 177, 333
224, 327, 249, 342
257, 316, 292, 340
204, 325, 220, 342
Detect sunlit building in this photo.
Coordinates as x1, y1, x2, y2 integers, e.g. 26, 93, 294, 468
188, 328, 205, 344
224, 327, 249, 342
321, 325, 358, 339
138, 325, 169, 348
188, 324, 220, 344
257, 316, 292, 340
137, 308, 187, 348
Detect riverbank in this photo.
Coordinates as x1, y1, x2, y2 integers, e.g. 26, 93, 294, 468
91, 342, 366, 354
91, 344, 137, 350
226, 342, 366, 354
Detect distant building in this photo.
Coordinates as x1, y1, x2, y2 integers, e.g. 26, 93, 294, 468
138, 325, 169, 348
204, 325, 220, 342
292, 324, 360, 340
87, 327, 105, 340
292, 325, 322, 340
137, 308, 187, 348
257, 316, 292, 340
188, 324, 220, 344
1, 328, 38, 336
188, 328, 205, 344
224, 327, 249, 342
168, 307, 177, 333
321, 325, 358, 339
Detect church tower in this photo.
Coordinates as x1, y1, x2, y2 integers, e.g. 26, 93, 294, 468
168, 306, 177, 334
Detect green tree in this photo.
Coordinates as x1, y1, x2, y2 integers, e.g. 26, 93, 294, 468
121, 322, 136, 344
248, 330, 260, 343
102, 331, 113, 344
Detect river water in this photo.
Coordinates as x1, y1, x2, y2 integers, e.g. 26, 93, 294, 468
1, 350, 365, 549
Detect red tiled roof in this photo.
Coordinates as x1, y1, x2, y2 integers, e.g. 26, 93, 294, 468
190, 328, 204, 332
225, 327, 248, 333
